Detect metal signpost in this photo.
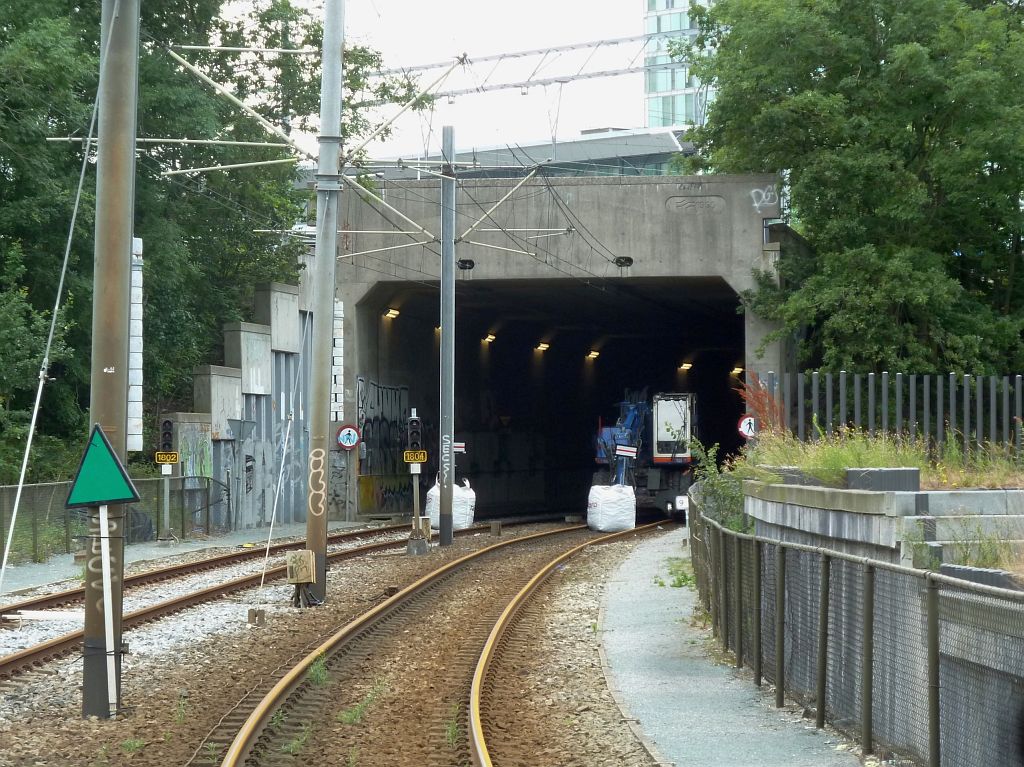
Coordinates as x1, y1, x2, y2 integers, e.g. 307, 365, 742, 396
406, 411, 428, 555
154, 451, 178, 541
66, 425, 141, 718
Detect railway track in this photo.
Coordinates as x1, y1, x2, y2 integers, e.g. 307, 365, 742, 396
0, 524, 407, 616
211, 522, 665, 767
0, 521, 523, 681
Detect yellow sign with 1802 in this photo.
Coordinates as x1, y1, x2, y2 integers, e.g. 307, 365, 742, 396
403, 450, 428, 464
154, 451, 179, 464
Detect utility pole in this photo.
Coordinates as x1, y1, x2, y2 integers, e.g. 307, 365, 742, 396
306, 0, 344, 602
83, 0, 139, 718
439, 126, 456, 546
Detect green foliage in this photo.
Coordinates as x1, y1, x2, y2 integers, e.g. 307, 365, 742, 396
690, 439, 747, 532
679, 0, 1024, 372
0, 1, 417, 482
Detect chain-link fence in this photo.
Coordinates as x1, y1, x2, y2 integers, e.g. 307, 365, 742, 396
691, 487, 1024, 767
0, 476, 228, 564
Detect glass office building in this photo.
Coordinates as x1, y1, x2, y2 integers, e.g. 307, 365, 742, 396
644, 0, 714, 128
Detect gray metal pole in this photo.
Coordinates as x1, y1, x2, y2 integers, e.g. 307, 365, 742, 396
862, 562, 875, 754
774, 545, 786, 708
815, 553, 831, 729
753, 539, 762, 686
83, 0, 139, 719
439, 126, 456, 546
927, 575, 940, 767
306, 0, 344, 602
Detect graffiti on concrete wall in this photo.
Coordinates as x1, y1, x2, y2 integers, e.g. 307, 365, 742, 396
357, 474, 411, 517
356, 377, 409, 516
356, 377, 408, 476
179, 422, 212, 486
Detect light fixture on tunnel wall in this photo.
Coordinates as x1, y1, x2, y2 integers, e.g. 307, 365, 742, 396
679, 362, 693, 371
731, 366, 744, 376
535, 342, 550, 351
383, 308, 400, 319
586, 350, 600, 360
457, 259, 475, 270
483, 333, 496, 343
614, 256, 633, 268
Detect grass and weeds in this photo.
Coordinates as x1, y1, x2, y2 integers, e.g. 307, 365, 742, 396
336, 678, 388, 725
444, 702, 462, 749
281, 724, 312, 755
742, 426, 1024, 490
307, 653, 329, 686
120, 739, 144, 755
665, 557, 694, 588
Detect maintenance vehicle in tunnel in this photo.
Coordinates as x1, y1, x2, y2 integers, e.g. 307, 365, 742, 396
593, 390, 696, 519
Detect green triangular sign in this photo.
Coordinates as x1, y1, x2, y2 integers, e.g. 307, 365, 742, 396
66, 425, 141, 508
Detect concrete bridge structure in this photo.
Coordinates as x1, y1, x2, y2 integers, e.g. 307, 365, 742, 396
333, 173, 786, 518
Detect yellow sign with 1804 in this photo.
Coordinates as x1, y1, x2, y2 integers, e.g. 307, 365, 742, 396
403, 450, 428, 463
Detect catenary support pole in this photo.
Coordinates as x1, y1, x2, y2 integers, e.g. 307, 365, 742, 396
439, 126, 456, 546
83, 0, 139, 719
306, 0, 344, 602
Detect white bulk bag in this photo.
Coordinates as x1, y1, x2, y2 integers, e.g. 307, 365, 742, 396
452, 478, 476, 530
587, 484, 636, 532
427, 478, 476, 530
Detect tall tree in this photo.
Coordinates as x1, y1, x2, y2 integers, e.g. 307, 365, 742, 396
0, 0, 416, 480
680, 0, 1024, 373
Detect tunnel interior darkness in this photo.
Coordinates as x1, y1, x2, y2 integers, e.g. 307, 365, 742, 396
364, 276, 747, 517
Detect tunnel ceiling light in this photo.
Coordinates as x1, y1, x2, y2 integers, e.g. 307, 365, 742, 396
457, 258, 475, 270
731, 366, 744, 375
614, 256, 633, 268
586, 350, 600, 360
384, 308, 400, 318
483, 333, 496, 343
536, 342, 550, 351
679, 362, 693, 371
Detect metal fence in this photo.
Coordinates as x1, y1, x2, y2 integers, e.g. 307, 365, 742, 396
0, 477, 224, 564
759, 372, 1024, 452
691, 487, 1024, 767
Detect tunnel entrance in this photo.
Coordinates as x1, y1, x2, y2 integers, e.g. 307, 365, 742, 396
359, 275, 747, 518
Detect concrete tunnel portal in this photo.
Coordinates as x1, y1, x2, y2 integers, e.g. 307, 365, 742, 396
336, 174, 785, 519
359, 276, 748, 518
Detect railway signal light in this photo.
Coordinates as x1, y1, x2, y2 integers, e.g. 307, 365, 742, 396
159, 419, 174, 452
407, 416, 423, 451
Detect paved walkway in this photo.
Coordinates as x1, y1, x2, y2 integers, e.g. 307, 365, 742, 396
602, 527, 861, 767
0, 521, 365, 598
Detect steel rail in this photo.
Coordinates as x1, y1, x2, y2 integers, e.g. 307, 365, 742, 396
467, 520, 667, 767
0, 525, 406, 616
0, 519, 555, 680
218, 524, 588, 767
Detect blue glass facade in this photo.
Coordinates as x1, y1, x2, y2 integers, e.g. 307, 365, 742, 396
643, 0, 714, 128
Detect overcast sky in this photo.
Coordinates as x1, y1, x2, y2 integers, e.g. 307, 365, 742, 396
341, 0, 647, 158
